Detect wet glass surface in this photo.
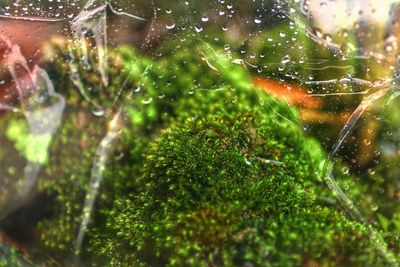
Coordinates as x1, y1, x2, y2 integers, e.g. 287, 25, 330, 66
1, 0, 400, 266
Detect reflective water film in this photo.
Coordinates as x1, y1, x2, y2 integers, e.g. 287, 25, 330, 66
1, 0, 400, 266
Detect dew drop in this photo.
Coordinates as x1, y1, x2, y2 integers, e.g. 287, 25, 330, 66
368, 168, 376, 175
254, 18, 262, 24
141, 97, 153, 105
281, 55, 291, 64
92, 109, 105, 117
323, 33, 332, 43
194, 25, 203, 33
385, 44, 393, 52
166, 22, 176, 30
313, 27, 324, 39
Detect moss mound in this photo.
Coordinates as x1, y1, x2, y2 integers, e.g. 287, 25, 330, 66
90, 107, 394, 266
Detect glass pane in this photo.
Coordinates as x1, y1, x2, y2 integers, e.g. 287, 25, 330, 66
0, 0, 400, 265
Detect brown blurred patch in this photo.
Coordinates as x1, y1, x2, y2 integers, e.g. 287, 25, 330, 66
0, 19, 64, 108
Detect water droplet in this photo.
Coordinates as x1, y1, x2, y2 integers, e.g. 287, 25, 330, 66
279, 32, 286, 38
323, 33, 332, 43
166, 22, 176, 30
201, 16, 209, 22
281, 55, 291, 64
92, 109, 105, 117
340, 29, 349, 37
232, 59, 243, 65
194, 25, 203, 33
312, 27, 323, 39
254, 18, 262, 24
141, 97, 153, 105
385, 44, 393, 52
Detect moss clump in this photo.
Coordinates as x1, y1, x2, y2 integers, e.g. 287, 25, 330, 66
35, 38, 270, 258
89, 108, 394, 266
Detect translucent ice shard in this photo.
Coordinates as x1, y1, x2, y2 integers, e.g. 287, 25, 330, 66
69, 2, 145, 113
0, 34, 65, 218
69, 2, 145, 256
74, 108, 123, 255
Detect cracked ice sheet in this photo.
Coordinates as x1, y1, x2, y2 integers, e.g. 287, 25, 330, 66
0, 1, 148, 258
181, 0, 400, 226
69, 2, 146, 114
282, 0, 400, 226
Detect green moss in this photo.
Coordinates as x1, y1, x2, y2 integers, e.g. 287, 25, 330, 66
247, 207, 393, 266
35, 38, 268, 257
89, 108, 394, 266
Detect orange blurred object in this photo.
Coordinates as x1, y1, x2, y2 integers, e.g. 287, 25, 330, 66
253, 77, 322, 109
300, 109, 351, 124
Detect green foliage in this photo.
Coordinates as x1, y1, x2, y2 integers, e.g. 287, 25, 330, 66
0, 243, 27, 267
5, 119, 52, 164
